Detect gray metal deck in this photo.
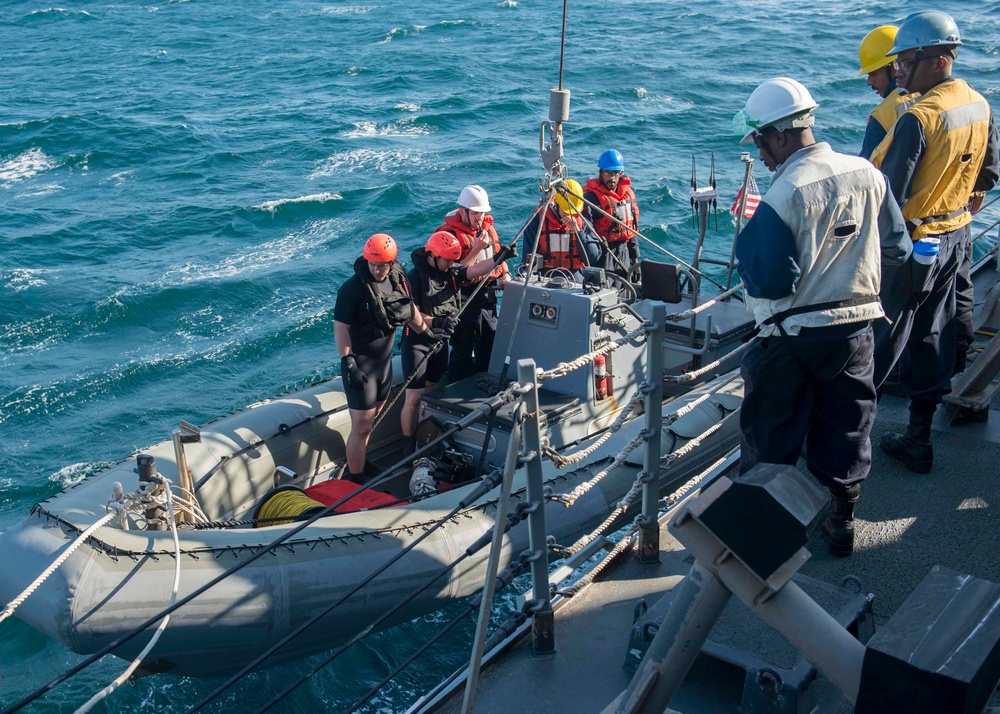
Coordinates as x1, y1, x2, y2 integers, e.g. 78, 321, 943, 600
424, 255, 1000, 714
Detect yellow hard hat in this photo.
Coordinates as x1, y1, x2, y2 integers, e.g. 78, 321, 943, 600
554, 179, 584, 215
857, 25, 898, 76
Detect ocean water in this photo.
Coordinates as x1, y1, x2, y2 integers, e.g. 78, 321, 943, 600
1, 0, 997, 711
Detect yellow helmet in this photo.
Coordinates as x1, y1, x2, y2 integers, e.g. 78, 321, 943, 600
554, 179, 584, 215
857, 25, 898, 76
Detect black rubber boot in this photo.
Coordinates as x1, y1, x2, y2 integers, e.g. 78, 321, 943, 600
824, 484, 861, 557
402, 435, 416, 457
880, 408, 934, 474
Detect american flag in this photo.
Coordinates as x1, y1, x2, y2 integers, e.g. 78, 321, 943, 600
730, 176, 761, 219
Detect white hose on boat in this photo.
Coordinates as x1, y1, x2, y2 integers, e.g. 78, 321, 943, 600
74, 475, 183, 714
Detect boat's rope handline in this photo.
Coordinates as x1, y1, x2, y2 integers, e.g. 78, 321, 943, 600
0, 512, 115, 626
3, 393, 525, 714
225, 507, 535, 714
74, 474, 182, 714
187, 462, 533, 713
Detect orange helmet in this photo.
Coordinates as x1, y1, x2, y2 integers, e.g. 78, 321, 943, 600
425, 231, 462, 261
363, 233, 397, 263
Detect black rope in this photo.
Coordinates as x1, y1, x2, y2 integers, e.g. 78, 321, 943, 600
558, 0, 567, 90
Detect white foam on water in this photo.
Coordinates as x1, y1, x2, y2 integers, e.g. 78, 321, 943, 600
394, 102, 421, 112
308, 147, 424, 178
159, 220, 334, 285
498, 0, 517, 6
0, 148, 59, 186
14, 183, 65, 198
48, 462, 112, 489
0, 314, 59, 353
317, 5, 375, 14
0, 268, 49, 292
101, 170, 134, 186
251, 192, 342, 214
26, 8, 92, 18
342, 117, 429, 138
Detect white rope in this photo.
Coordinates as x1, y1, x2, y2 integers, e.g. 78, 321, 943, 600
664, 338, 754, 385
0, 512, 116, 626
75, 476, 183, 714
663, 282, 745, 322
537, 323, 647, 382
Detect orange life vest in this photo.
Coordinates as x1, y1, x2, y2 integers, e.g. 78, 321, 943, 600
436, 212, 507, 284
584, 176, 639, 244
537, 210, 587, 270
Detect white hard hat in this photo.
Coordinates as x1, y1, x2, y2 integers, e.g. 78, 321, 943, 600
733, 77, 819, 145
458, 184, 491, 212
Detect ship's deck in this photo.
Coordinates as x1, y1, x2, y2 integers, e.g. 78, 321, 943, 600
424, 259, 1000, 714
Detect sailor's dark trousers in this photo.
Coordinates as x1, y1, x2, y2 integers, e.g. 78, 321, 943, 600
873, 226, 963, 409
739, 327, 876, 495
953, 225, 975, 374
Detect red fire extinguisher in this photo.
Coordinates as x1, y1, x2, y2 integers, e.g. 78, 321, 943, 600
594, 354, 608, 400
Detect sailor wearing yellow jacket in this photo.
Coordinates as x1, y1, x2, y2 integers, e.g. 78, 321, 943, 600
732, 78, 909, 557
857, 25, 918, 161
869, 11, 1000, 474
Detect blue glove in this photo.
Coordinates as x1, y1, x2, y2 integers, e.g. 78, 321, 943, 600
341, 355, 368, 391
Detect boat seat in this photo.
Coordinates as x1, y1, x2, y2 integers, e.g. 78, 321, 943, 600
304, 479, 399, 512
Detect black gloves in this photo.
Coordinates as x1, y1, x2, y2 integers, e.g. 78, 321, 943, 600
426, 327, 450, 343
341, 355, 368, 391
431, 315, 460, 334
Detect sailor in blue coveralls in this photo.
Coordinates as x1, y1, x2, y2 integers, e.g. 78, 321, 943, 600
869, 11, 1000, 470
733, 78, 910, 556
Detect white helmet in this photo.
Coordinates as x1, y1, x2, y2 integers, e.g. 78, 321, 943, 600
457, 184, 491, 212
733, 77, 819, 145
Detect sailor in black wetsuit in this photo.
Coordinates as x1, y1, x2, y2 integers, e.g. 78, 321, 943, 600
398, 231, 499, 455
333, 233, 439, 481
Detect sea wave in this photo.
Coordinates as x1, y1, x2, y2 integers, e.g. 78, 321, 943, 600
317, 5, 375, 14
22, 7, 93, 20
0, 314, 60, 354
341, 117, 430, 138
309, 148, 427, 178
252, 192, 343, 214
158, 220, 335, 284
48, 462, 114, 489
0, 148, 59, 186
0, 268, 50, 292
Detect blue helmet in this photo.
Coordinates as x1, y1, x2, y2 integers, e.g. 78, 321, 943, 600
598, 149, 624, 172
889, 11, 962, 55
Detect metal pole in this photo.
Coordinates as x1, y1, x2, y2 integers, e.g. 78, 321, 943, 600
609, 562, 731, 714
517, 358, 555, 653
637, 304, 665, 563
461, 406, 524, 714
725, 154, 754, 290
